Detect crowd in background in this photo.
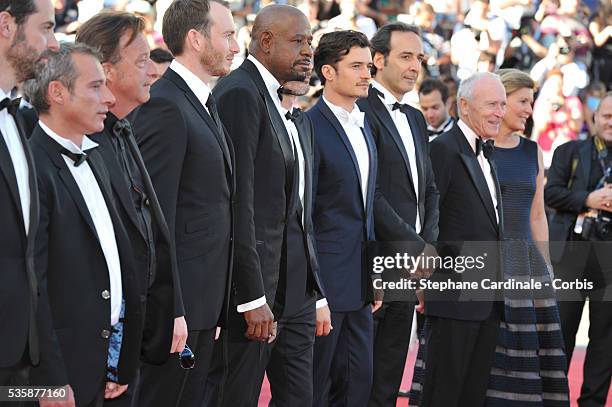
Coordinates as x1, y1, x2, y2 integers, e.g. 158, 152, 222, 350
51, 0, 611, 167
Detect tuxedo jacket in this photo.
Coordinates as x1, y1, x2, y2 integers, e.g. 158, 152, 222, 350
29, 125, 144, 405
306, 99, 377, 312
90, 116, 176, 363
425, 124, 501, 321
545, 139, 596, 263
0, 109, 43, 368
358, 86, 439, 246
132, 68, 234, 331
213, 59, 322, 318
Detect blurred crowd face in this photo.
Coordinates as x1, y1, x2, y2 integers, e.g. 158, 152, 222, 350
374, 30, 423, 100
200, 1, 239, 78
5, 0, 58, 82
269, 12, 313, 83
325, 45, 372, 100
151, 60, 171, 83
105, 30, 156, 108
419, 89, 449, 129
595, 96, 612, 144
502, 87, 534, 134
55, 53, 115, 135
460, 76, 507, 140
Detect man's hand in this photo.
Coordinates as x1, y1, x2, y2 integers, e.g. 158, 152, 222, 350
371, 300, 383, 313
316, 305, 332, 336
170, 316, 188, 353
415, 290, 425, 314
104, 382, 128, 399
244, 303, 274, 342
39, 385, 75, 407
586, 184, 612, 211
410, 243, 438, 280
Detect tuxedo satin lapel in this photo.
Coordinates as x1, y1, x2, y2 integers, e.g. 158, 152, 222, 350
93, 134, 145, 241
34, 128, 100, 242
368, 88, 416, 195
296, 119, 313, 224
0, 130, 25, 231
404, 107, 426, 198
316, 99, 365, 204
362, 120, 377, 239
164, 68, 233, 172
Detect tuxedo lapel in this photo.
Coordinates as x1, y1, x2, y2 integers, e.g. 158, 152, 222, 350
403, 107, 426, 199
362, 120, 377, 239
164, 69, 233, 173
0, 130, 25, 234
315, 99, 365, 207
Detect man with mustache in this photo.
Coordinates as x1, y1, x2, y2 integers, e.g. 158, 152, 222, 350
307, 30, 379, 405
26, 42, 145, 406
131, 0, 238, 405
357, 23, 439, 406
76, 11, 181, 406
0, 0, 66, 400
213, 5, 325, 406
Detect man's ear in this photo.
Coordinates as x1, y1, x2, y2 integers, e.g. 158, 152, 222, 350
321, 64, 336, 83
373, 52, 385, 73
0, 11, 16, 41
48, 80, 67, 106
102, 61, 115, 83
259, 31, 273, 55
186, 28, 204, 53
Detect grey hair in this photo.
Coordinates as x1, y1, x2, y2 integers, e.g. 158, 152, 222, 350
456, 72, 501, 118
23, 42, 102, 114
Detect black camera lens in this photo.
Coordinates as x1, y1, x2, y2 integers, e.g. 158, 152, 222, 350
179, 345, 195, 370
559, 46, 571, 55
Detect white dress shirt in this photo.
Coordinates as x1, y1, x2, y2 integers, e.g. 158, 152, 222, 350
457, 119, 500, 223
0, 88, 30, 234
39, 121, 123, 326
169, 59, 212, 114
322, 96, 370, 209
235, 56, 308, 313
371, 80, 421, 234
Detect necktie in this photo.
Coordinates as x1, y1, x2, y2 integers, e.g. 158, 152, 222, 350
61, 148, 88, 167
0, 97, 21, 118
205, 95, 226, 137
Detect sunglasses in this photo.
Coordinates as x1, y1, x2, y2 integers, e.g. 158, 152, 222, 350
179, 345, 195, 370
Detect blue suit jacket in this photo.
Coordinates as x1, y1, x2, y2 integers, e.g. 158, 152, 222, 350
307, 98, 377, 312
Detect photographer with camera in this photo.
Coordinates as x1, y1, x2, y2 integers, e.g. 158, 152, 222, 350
545, 92, 612, 407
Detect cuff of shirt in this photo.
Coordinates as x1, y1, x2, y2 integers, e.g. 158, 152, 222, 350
237, 296, 267, 313
316, 298, 328, 309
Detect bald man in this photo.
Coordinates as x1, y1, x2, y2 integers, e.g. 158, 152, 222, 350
212, 5, 325, 406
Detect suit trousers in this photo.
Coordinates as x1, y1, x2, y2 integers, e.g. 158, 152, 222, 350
420, 307, 500, 407
369, 302, 416, 407
134, 328, 216, 407
217, 299, 316, 407
313, 305, 374, 407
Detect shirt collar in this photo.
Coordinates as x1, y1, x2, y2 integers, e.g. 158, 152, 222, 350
371, 80, 411, 106
457, 119, 479, 154
0, 87, 10, 101
322, 96, 365, 128
38, 120, 98, 154
170, 59, 211, 106
247, 55, 282, 106
427, 116, 453, 133
104, 111, 121, 134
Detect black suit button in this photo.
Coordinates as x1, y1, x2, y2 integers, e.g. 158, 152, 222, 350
101, 329, 111, 339
101, 290, 110, 300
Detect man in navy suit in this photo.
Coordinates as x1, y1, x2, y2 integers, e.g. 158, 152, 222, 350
307, 30, 378, 406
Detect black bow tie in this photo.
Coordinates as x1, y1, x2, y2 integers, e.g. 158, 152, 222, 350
392, 102, 408, 112
0, 97, 21, 117
112, 118, 133, 138
61, 148, 88, 167
285, 108, 302, 122
428, 129, 444, 138
475, 138, 495, 160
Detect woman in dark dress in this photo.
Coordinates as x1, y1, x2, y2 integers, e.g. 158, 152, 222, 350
484, 68, 569, 406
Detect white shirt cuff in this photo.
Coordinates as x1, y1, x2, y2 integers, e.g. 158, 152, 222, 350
236, 296, 267, 313
316, 298, 328, 309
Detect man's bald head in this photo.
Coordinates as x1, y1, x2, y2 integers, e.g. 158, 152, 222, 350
249, 5, 309, 55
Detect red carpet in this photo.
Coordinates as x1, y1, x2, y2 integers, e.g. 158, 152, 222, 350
257, 346, 612, 406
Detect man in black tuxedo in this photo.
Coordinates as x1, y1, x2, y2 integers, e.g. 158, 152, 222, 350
356, 23, 439, 407
75, 11, 181, 405
26, 42, 146, 406
0, 0, 66, 396
420, 72, 506, 407
213, 5, 325, 406
418, 78, 455, 141
130, 0, 237, 405
545, 93, 612, 406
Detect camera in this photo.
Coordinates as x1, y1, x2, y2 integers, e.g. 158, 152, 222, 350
580, 212, 612, 241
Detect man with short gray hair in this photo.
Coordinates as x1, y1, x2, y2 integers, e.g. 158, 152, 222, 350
27, 42, 147, 406
416, 72, 506, 406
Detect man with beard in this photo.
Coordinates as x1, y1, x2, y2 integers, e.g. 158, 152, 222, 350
306, 30, 378, 405
131, 0, 238, 405
0, 0, 66, 400
213, 5, 325, 406
76, 11, 182, 406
